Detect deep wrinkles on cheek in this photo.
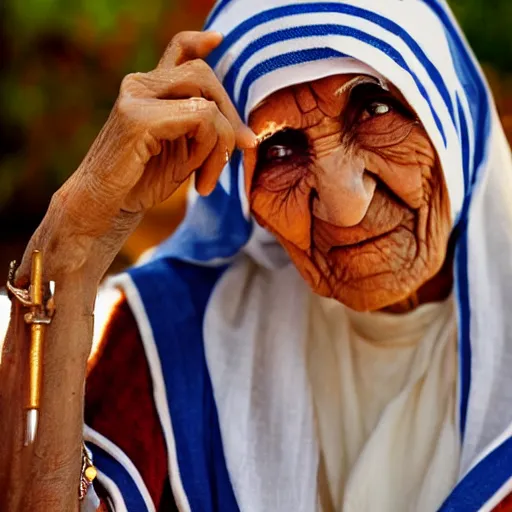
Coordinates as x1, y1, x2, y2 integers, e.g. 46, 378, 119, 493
251, 176, 313, 252
363, 149, 427, 210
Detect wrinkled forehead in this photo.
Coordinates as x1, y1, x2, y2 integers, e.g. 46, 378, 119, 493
246, 59, 387, 118
248, 70, 389, 137
205, 0, 483, 222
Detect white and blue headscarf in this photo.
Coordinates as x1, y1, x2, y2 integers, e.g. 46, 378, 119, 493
87, 1, 512, 510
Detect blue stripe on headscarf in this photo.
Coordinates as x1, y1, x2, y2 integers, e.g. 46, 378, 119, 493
208, 3, 455, 127
220, 23, 447, 145
457, 96, 471, 206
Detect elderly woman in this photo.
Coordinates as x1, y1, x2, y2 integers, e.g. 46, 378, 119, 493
1, 0, 512, 511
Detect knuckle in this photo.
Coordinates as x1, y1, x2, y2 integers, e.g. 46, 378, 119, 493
119, 72, 145, 98
169, 30, 196, 51
204, 102, 220, 124
169, 31, 188, 48
183, 58, 213, 77
49, 189, 64, 210
115, 96, 140, 133
191, 58, 210, 71
191, 97, 217, 116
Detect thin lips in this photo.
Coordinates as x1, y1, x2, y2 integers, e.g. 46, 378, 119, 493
312, 215, 401, 251
328, 229, 396, 252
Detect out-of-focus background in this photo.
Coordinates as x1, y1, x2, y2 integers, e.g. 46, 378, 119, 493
1, 0, 511, 273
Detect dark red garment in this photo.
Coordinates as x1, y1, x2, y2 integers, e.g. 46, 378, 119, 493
85, 297, 174, 510
495, 493, 512, 511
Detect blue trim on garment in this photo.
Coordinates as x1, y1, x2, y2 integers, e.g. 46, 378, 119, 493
422, 0, 491, 440
454, 95, 471, 439
439, 435, 512, 511
87, 443, 149, 511
128, 258, 240, 512
454, 225, 471, 442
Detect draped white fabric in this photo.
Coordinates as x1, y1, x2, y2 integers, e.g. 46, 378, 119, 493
309, 294, 459, 511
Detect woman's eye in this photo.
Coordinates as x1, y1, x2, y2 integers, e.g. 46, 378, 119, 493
266, 145, 294, 161
366, 101, 391, 117
256, 128, 309, 167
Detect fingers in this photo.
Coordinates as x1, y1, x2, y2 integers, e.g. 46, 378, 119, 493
143, 60, 257, 149
194, 110, 235, 196
157, 31, 223, 69
153, 30, 257, 149
142, 97, 235, 195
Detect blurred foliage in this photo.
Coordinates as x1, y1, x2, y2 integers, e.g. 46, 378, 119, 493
450, 0, 512, 72
0, 0, 510, 220
0, 0, 211, 214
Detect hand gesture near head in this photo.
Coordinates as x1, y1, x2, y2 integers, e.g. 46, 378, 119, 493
0, 31, 254, 512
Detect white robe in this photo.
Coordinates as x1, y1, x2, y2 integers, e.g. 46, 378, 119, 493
309, 294, 459, 511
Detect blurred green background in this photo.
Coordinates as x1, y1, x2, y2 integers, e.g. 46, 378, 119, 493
0, 0, 511, 268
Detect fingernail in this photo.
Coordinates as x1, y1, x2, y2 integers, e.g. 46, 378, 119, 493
205, 30, 224, 40
239, 126, 258, 149
225, 149, 230, 163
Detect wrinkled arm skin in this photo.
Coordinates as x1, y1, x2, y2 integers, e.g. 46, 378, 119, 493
0, 30, 255, 512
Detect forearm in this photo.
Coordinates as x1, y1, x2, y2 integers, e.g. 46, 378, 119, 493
29, 273, 96, 511
0, 267, 98, 511
0, 177, 142, 509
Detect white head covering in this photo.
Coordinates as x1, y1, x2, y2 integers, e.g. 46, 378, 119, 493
151, 0, 512, 507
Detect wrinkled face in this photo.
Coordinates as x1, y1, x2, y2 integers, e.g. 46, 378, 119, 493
244, 74, 451, 311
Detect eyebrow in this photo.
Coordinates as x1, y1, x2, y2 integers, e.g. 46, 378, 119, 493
256, 121, 292, 143
335, 75, 389, 96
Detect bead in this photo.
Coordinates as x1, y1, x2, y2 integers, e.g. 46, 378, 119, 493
85, 465, 97, 481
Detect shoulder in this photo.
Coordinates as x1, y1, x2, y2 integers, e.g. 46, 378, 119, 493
118, 257, 228, 343
127, 257, 227, 306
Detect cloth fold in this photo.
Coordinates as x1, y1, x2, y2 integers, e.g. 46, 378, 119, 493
309, 295, 459, 511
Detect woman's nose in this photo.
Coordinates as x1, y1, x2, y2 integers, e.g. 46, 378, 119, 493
312, 148, 376, 227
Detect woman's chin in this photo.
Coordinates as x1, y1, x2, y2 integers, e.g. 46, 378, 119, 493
304, 271, 416, 312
